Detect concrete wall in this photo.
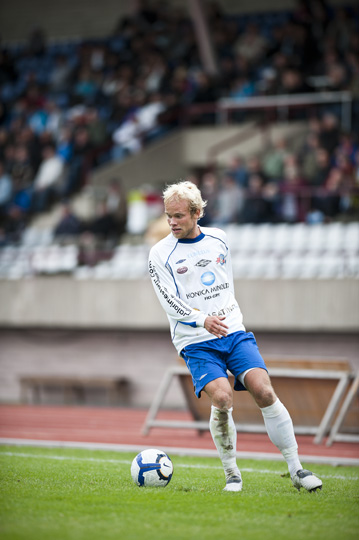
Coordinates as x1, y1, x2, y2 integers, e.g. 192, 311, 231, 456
0, 328, 358, 408
1, 0, 352, 43
0, 277, 358, 332
91, 123, 308, 192
0, 0, 134, 43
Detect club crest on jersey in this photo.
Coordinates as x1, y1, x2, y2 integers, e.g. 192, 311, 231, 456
177, 266, 188, 274
216, 254, 226, 265
201, 271, 215, 286
195, 259, 211, 267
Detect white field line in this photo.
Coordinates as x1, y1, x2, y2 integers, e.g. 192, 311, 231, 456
1, 438, 358, 466
1, 451, 358, 482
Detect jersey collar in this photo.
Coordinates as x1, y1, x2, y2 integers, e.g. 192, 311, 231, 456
178, 232, 205, 244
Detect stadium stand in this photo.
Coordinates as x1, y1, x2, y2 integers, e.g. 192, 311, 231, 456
0, 1, 358, 436
0, 0, 358, 253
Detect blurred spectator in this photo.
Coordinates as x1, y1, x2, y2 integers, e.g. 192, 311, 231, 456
246, 155, 265, 180
238, 174, 272, 223
105, 179, 128, 236
32, 143, 65, 212
312, 147, 332, 186
319, 112, 340, 154
1, 205, 28, 245
86, 108, 108, 147
279, 154, 306, 222
85, 200, 121, 241
44, 101, 64, 136
62, 126, 92, 197
213, 174, 244, 225
53, 202, 83, 237
277, 67, 313, 94
229, 75, 256, 99
145, 213, 170, 246
226, 155, 249, 188
198, 171, 218, 226
73, 67, 99, 104
312, 167, 344, 219
11, 145, 35, 212
354, 150, 359, 185
326, 7, 356, 54
49, 54, 74, 95
112, 92, 166, 159
234, 23, 268, 68
0, 162, 12, 219
262, 138, 290, 181
299, 132, 321, 183
56, 126, 73, 163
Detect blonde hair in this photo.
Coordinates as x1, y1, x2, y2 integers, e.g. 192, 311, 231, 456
163, 181, 207, 218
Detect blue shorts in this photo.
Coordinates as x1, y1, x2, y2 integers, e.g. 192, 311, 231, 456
181, 331, 267, 398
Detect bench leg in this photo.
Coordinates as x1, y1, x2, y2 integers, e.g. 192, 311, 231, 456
142, 368, 176, 435
326, 373, 359, 447
314, 374, 351, 445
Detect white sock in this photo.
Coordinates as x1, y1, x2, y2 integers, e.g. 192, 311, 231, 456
209, 405, 240, 480
261, 398, 302, 477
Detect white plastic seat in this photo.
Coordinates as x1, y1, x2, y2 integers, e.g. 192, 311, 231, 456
325, 223, 345, 254
236, 225, 257, 253
346, 255, 359, 278
343, 223, 359, 254
281, 255, 304, 279
223, 224, 241, 253
246, 255, 279, 279
231, 254, 251, 278
287, 224, 309, 254
272, 224, 291, 254
306, 224, 328, 254
298, 256, 322, 279
316, 256, 345, 279
253, 224, 275, 254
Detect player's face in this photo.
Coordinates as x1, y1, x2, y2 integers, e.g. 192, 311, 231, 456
165, 198, 201, 240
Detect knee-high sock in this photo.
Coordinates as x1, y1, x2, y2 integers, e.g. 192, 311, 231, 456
210, 405, 239, 479
261, 398, 302, 476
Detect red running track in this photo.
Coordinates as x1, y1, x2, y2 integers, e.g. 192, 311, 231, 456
0, 405, 358, 462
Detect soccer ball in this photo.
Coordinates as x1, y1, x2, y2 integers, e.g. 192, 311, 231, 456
131, 448, 173, 487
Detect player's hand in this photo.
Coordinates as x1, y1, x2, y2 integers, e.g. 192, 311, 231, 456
204, 315, 229, 338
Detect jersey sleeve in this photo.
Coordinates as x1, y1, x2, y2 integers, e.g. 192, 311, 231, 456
148, 246, 207, 328
224, 234, 236, 296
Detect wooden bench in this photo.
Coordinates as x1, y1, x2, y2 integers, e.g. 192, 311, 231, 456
20, 376, 132, 406
142, 357, 357, 444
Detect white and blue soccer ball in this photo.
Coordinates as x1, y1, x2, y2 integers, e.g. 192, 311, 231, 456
131, 448, 173, 487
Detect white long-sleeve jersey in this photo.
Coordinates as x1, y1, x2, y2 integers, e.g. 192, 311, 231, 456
148, 226, 245, 354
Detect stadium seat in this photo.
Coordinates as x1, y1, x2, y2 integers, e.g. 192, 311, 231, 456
316, 256, 345, 279
343, 223, 359, 254
236, 225, 257, 253
287, 224, 309, 254
325, 223, 345, 254
306, 224, 328, 254
271, 224, 292, 254
253, 224, 275, 253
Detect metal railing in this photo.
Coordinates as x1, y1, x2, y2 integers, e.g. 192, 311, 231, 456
179, 91, 353, 132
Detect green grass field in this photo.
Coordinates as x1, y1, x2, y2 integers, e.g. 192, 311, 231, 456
0, 445, 358, 540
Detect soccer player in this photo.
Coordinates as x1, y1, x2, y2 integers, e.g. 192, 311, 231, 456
148, 180, 322, 493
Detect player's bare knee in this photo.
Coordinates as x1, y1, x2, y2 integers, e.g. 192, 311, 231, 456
254, 384, 277, 408
211, 389, 232, 410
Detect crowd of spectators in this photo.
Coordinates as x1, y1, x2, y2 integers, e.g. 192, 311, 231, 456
196, 112, 359, 226
0, 0, 358, 246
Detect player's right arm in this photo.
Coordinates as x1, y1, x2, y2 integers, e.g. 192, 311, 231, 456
148, 248, 207, 329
